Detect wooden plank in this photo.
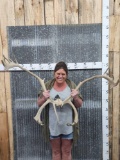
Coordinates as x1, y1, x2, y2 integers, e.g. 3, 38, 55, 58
0, 0, 14, 114
15, 0, 25, 25
0, 113, 9, 160
114, 0, 120, 15
1, 0, 15, 159
112, 51, 120, 160
78, 0, 102, 24
54, 0, 65, 24
4, 75, 14, 160
65, 0, 78, 24
45, 0, 54, 24
109, 0, 114, 16
0, 0, 9, 160
109, 16, 120, 52
24, 0, 45, 25
0, 19, 6, 113
0, 72, 6, 113
6, 0, 15, 158
6, 0, 16, 159
109, 51, 114, 160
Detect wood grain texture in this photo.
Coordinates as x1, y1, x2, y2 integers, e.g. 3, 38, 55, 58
54, 0, 65, 24
109, 16, 120, 52
112, 51, 120, 160
65, 0, 78, 24
109, 51, 114, 160
15, 0, 25, 25
0, 113, 9, 160
45, 0, 54, 24
78, 0, 102, 24
24, 0, 45, 25
114, 0, 120, 15
0, 0, 15, 159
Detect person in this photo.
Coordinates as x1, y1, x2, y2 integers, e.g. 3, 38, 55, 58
37, 61, 83, 160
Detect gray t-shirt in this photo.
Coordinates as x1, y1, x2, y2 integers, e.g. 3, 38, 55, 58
49, 85, 73, 136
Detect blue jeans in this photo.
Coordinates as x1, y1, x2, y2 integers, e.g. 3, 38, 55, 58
50, 132, 73, 139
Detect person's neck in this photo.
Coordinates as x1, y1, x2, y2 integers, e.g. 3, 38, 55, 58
54, 81, 67, 91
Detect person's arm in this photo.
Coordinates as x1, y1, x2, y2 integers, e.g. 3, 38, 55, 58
71, 89, 83, 108
37, 90, 50, 107
73, 95, 83, 108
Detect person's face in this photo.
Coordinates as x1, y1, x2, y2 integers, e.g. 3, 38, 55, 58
54, 69, 67, 84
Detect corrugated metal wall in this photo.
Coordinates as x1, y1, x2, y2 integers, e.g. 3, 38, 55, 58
8, 24, 102, 160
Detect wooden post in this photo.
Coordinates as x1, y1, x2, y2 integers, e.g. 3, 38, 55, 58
65, 0, 78, 24
112, 51, 120, 160
78, 0, 102, 24
54, 0, 65, 24
0, 113, 10, 160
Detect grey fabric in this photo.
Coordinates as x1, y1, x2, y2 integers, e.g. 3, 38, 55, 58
49, 86, 73, 136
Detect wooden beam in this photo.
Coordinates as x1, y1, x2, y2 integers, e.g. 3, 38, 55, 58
0, 113, 9, 160
114, 0, 120, 15
109, 51, 114, 160
15, 0, 25, 25
24, 0, 45, 25
54, 0, 65, 24
0, 0, 15, 160
0, 19, 6, 113
78, 0, 102, 24
112, 51, 120, 160
109, 16, 120, 52
44, 0, 54, 24
65, 0, 78, 24
109, 0, 114, 16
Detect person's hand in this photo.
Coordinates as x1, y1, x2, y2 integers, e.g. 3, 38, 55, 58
42, 90, 50, 100
71, 89, 79, 98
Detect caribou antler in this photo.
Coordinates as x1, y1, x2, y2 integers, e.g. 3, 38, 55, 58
2, 55, 46, 91
63, 68, 119, 105
2, 55, 78, 126
62, 68, 119, 126
1, 55, 60, 125
2, 55, 119, 126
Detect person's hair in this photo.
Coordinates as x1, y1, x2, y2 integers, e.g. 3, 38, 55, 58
54, 61, 68, 75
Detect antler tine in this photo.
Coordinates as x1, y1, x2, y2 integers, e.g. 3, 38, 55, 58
110, 79, 119, 89
64, 100, 78, 126
3, 54, 13, 63
34, 99, 51, 125
1, 54, 18, 70
1, 59, 5, 67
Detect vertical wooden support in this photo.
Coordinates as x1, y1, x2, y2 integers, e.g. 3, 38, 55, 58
45, 0, 54, 24
15, 0, 25, 25
0, 113, 9, 160
0, 26, 6, 113
78, 0, 102, 24
0, 0, 15, 159
109, 16, 120, 52
114, 0, 120, 15
112, 51, 120, 160
24, 0, 45, 25
54, 0, 65, 24
109, 51, 113, 160
0, 1, 10, 159
109, 0, 114, 15
65, 0, 78, 24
